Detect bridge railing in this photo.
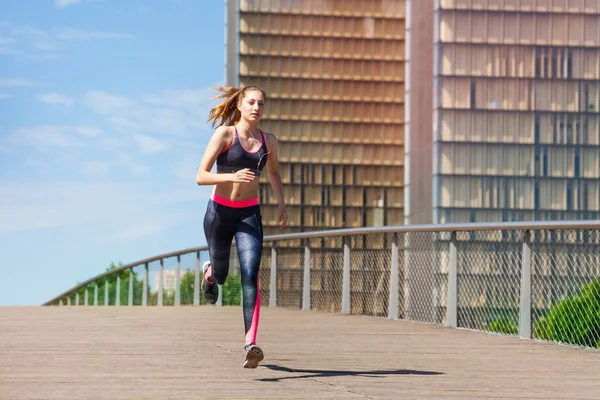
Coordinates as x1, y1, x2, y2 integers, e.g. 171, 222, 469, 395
44, 221, 600, 349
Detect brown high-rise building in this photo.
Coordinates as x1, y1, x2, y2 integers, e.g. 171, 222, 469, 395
226, 0, 407, 235
403, 0, 600, 325
407, 0, 600, 224
227, 0, 600, 232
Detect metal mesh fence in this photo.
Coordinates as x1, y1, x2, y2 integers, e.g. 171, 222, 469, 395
310, 236, 343, 313
178, 252, 199, 306
350, 233, 390, 317
225, 246, 242, 306
259, 243, 273, 307
275, 240, 304, 309
531, 229, 600, 349
456, 230, 522, 334
401, 231, 449, 325
48, 224, 600, 351
130, 265, 145, 306
395, 233, 404, 319
146, 260, 160, 306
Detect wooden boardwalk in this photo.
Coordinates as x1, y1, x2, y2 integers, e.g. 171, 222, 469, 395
1, 306, 599, 400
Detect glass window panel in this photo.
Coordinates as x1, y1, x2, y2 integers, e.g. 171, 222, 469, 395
584, 16, 600, 47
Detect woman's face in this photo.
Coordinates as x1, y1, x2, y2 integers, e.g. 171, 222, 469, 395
238, 89, 265, 123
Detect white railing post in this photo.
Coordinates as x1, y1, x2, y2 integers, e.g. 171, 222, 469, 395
519, 230, 532, 339
67, 296, 71, 306
388, 233, 399, 319
116, 273, 121, 307
128, 269, 134, 306
341, 237, 351, 314
84, 288, 88, 306
104, 279, 109, 306
302, 240, 311, 311
94, 283, 98, 306
142, 263, 148, 306
158, 259, 164, 306
75, 292, 79, 306
216, 284, 223, 307
194, 252, 200, 306
445, 231, 458, 328
269, 244, 277, 308
175, 255, 181, 306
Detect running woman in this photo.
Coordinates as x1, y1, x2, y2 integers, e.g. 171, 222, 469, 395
195, 85, 288, 369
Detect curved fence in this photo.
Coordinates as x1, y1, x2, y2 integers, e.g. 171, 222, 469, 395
44, 221, 600, 349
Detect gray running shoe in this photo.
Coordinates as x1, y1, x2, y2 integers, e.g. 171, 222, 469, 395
201, 261, 219, 304
243, 344, 264, 369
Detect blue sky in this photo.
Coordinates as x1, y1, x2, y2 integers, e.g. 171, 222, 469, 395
0, 0, 225, 305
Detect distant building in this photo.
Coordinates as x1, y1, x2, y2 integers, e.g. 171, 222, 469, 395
225, 0, 600, 325
154, 270, 186, 293
407, 0, 600, 224
226, 0, 600, 230
226, 0, 407, 235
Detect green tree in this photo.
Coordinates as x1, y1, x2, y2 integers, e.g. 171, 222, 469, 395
487, 317, 518, 335
222, 276, 242, 306
180, 270, 196, 305
67, 263, 244, 307
535, 278, 600, 348
68, 262, 146, 306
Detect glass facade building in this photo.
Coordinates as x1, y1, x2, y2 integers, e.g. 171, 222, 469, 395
407, 0, 600, 224
226, 0, 407, 235
224, 0, 600, 324
227, 0, 600, 230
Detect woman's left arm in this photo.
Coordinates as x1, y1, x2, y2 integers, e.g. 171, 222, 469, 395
265, 133, 288, 231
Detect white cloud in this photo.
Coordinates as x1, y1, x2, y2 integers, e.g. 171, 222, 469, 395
0, 37, 19, 54
2, 182, 94, 231
74, 126, 102, 137
55, 28, 132, 40
10, 126, 84, 148
105, 221, 167, 243
85, 90, 135, 114
6, 25, 59, 54
133, 134, 167, 154
6, 86, 214, 184
143, 88, 213, 108
0, 181, 128, 233
54, 0, 84, 8
116, 154, 151, 175
128, 163, 151, 176
37, 92, 74, 107
0, 180, 210, 243
173, 156, 201, 181
0, 21, 132, 58
8, 125, 103, 149
81, 161, 111, 178
0, 78, 40, 87
85, 88, 216, 139
0, 93, 10, 100
98, 136, 127, 149
79, 153, 151, 179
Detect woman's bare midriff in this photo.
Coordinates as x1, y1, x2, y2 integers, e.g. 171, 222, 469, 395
213, 174, 261, 201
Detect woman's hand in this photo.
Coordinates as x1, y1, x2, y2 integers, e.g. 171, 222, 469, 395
278, 206, 288, 231
230, 168, 255, 183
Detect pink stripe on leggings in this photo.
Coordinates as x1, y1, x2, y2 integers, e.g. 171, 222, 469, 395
245, 279, 261, 345
212, 193, 259, 208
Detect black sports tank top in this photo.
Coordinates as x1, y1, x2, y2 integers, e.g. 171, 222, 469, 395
216, 127, 269, 177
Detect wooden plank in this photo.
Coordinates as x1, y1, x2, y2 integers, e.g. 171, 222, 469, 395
0, 307, 599, 399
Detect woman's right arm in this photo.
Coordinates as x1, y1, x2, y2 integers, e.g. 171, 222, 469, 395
195, 126, 255, 185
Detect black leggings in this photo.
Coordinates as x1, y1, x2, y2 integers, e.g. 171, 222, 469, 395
203, 198, 263, 345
